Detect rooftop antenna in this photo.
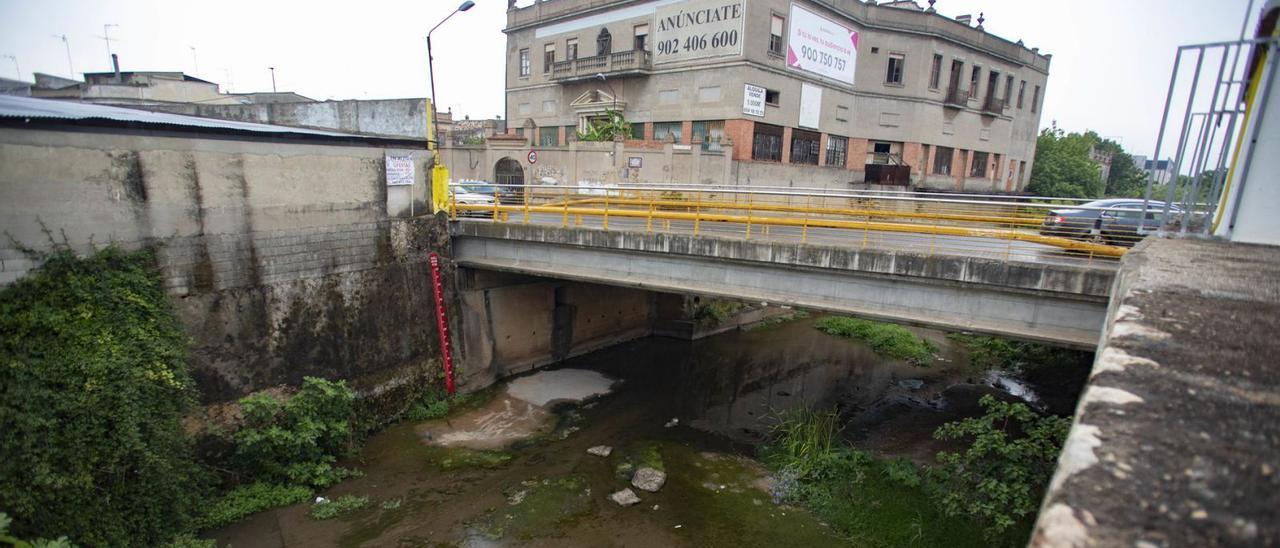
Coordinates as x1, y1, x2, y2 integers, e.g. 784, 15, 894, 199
2, 55, 19, 79
96, 24, 120, 68
53, 34, 74, 77
189, 45, 199, 76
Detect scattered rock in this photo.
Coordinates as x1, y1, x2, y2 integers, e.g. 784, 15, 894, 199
609, 488, 641, 507
898, 379, 925, 390
587, 445, 613, 457
632, 467, 667, 492
664, 417, 679, 428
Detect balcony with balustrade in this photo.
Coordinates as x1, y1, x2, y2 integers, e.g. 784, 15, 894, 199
549, 50, 653, 83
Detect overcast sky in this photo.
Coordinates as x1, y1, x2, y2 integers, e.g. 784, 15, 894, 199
0, 0, 1259, 156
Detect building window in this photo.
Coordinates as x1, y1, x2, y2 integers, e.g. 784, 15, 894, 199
630, 122, 645, 139
752, 123, 784, 161
986, 71, 1000, 103
929, 54, 943, 90
885, 53, 905, 85
539, 126, 559, 147
1031, 85, 1041, 113
566, 38, 578, 61
1017, 80, 1026, 109
969, 66, 981, 99
869, 141, 901, 165
836, 105, 850, 122
970, 151, 989, 178
565, 125, 576, 143
691, 120, 725, 150
1004, 75, 1014, 105
826, 135, 848, 167
597, 28, 612, 56
634, 24, 649, 51
543, 43, 555, 72
933, 146, 954, 175
519, 49, 530, 77
765, 89, 780, 106
769, 15, 785, 56
791, 129, 820, 165
652, 121, 682, 143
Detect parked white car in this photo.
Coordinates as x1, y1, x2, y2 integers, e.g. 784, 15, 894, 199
450, 184, 495, 217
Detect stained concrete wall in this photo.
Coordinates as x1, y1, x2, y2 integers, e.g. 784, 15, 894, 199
147, 98, 431, 139
0, 127, 447, 404
440, 139, 734, 188
455, 269, 656, 388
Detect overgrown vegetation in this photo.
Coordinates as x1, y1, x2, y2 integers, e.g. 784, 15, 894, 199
815, 316, 937, 366
406, 389, 485, 422
690, 298, 745, 328
195, 483, 313, 530
764, 397, 1069, 545
575, 110, 632, 142
0, 248, 400, 544
948, 332, 1087, 373
232, 376, 359, 488
0, 248, 207, 546
310, 495, 371, 520
932, 395, 1070, 538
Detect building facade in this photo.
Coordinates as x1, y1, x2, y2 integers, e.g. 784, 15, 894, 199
503, 0, 1050, 192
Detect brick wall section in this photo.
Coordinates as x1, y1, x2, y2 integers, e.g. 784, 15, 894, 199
723, 119, 754, 161
679, 121, 694, 146
781, 127, 794, 164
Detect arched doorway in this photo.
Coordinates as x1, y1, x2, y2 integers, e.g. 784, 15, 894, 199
494, 157, 524, 203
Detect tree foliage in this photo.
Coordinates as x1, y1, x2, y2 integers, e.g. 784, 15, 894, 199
0, 248, 207, 546
231, 376, 357, 488
931, 395, 1070, 539
1027, 127, 1105, 198
575, 110, 632, 142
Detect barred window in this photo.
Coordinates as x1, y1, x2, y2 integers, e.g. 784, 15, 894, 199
933, 146, 954, 175
539, 126, 559, 147
970, 151, 989, 178
752, 123, 784, 161
652, 121, 682, 143
519, 49, 530, 77
790, 129, 820, 165
825, 135, 848, 167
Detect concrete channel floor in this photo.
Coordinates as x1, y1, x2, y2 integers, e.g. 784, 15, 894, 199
1033, 237, 1280, 547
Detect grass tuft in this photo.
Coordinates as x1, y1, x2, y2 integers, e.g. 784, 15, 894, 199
815, 316, 937, 366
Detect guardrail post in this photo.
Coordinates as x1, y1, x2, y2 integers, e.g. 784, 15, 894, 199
492, 189, 500, 221
522, 185, 530, 224
694, 190, 702, 236
450, 186, 457, 221
802, 194, 811, 244
646, 191, 655, 233
603, 193, 610, 231
745, 193, 753, 239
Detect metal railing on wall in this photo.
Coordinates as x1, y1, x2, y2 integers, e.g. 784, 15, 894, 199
1140, 36, 1280, 236
447, 182, 1146, 266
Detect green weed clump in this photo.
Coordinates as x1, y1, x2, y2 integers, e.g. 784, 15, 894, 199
231, 376, 358, 488
195, 483, 313, 530
0, 248, 207, 546
947, 332, 1089, 373
310, 495, 370, 520
932, 395, 1070, 539
815, 316, 937, 366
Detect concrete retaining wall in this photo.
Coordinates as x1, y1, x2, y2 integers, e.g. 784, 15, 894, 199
0, 127, 446, 403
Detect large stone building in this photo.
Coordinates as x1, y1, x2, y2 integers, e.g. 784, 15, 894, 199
502, 0, 1050, 192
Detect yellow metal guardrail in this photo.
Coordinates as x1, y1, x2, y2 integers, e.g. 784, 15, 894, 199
449, 184, 1133, 262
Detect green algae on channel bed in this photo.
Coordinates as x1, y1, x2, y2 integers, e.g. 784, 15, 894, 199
655, 442, 844, 547
475, 476, 594, 540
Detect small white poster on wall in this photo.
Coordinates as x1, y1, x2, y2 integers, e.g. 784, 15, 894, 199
385, 154, 414, 186
743, 83, 766, 117
799, 83, 822, 129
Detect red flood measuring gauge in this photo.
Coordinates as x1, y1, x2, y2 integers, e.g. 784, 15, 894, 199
428, 252, 456, 394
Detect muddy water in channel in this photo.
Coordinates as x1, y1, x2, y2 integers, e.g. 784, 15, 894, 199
211, 315, 1089, 547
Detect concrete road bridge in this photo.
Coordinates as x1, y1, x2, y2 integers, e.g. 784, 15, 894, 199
449, 184, 1124, 348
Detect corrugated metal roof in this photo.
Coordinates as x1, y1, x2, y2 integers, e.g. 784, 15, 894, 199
0, 95, 405, 142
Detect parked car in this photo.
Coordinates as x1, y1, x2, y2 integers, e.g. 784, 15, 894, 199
456, 180, 522, 205
1039, 198, 1183, 247
450, 184, 496, 217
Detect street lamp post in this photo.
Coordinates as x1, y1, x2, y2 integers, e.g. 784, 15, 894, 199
427, 1, 475, 156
